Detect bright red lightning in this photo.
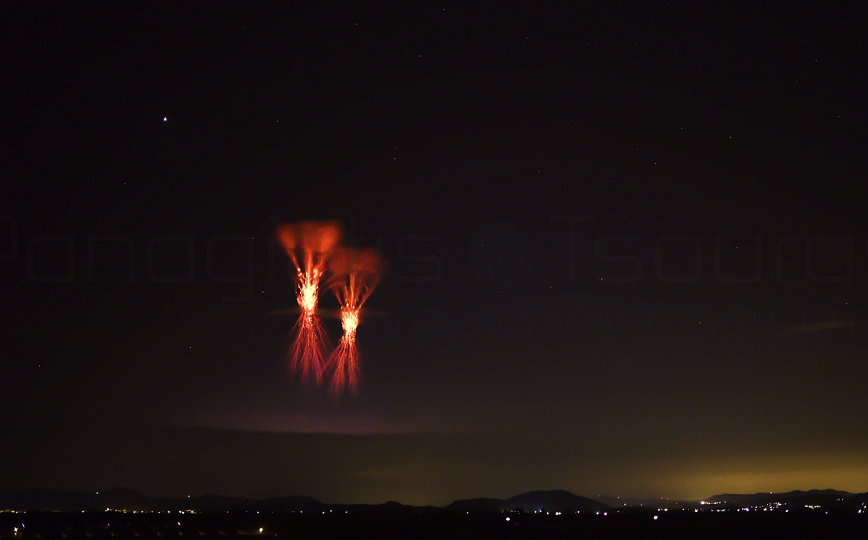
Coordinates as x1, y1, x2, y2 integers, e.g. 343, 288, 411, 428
277, 221, 341, 385
326, 247, 384, 396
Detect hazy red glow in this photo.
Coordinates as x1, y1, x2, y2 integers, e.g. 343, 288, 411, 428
327, 248, 385, 396
277, 221, 342, 384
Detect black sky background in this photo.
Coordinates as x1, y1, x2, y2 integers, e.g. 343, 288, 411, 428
2, 2, 868, 504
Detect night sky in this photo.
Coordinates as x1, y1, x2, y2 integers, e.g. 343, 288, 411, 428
2, 3, 867, 505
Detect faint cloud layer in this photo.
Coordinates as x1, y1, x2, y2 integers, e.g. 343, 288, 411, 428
789, 320, 855, 334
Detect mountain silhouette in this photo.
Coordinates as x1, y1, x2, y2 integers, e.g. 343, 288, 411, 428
448, 489, 609, 513
705, 489, 853, 507
0, 488, 321, 512
2, 487, 863, 513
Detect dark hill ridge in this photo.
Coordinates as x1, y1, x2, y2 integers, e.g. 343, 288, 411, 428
701, 489, 868, 513
1, 488, 608, 513
0, 488, 321, 513
448, 489, 610, 513
2, 488, 864, 513
705, 489, 853, 507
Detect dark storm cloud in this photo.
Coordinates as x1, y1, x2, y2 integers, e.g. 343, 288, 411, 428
3, 422, 868, 505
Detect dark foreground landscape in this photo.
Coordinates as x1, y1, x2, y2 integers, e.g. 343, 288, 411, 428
1, 510, 868, 539
1, 488, 866, 539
